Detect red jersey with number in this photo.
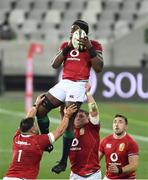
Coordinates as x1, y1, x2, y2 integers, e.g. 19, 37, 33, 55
99, 133, 139, 179
69, 121, 100, 176
5, 130, 50, 179
60, 40, 102, 81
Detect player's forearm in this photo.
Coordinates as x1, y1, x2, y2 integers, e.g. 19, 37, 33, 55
86, 92, 98, 114
86, 91, 96, 104
26, 106, 37, 118
51, 52, 65, 69
91, 57, 104, 73
86, 92, 99, 124
53, 115, 70, 141
122, 162, 138, 174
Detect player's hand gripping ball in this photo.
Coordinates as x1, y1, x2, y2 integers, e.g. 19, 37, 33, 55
72, 29, 86, 51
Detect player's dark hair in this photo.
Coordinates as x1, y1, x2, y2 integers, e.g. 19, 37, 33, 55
79, 109, 89, 117
72, 20, 89, 34
20, 117, 35, 133
114, 114, 128, 124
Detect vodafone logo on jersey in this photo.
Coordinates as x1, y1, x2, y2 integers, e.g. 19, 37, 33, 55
67, 49, 80, 61
72, 138, 79, 147
70, 138, 82, 151
70, 49, 79, 57
110, 153, 118, 162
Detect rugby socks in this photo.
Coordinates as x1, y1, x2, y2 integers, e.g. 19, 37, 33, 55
37, 115, 49, 134
60, 131, 74, 165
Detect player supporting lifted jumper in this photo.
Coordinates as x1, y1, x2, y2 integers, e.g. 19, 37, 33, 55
36, 19, 104, 173
3, 95, 77, 180
68, 83, 102, 180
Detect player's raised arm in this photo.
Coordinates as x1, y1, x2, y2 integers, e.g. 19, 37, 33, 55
51, 41, 73, 69
50, 104, 77, 142
85, 83, 100, 125
26, 94, 45, 118
78, 36, 104, 73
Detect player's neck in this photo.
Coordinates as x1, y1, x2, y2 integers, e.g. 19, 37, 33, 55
21, 132, 34, 135
113, 132, 126, 139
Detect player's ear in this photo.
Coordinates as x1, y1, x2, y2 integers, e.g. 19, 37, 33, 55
126, 125, 128, 130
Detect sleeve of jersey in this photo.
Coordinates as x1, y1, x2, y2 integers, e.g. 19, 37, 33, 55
37, 134, 51, 150
128, 139, 139, 156
99, 138, 105, 154
60, 42, 68, 50
92, 41, 103, 51
14, 129, 21, 138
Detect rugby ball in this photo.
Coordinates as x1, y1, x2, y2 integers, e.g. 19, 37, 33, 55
72, 29, 86, 51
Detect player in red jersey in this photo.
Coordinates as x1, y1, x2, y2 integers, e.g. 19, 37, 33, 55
99, 114, 139, 179
36, 20, 104, 173
3, 95, 77, 180
69, 83, 101, 180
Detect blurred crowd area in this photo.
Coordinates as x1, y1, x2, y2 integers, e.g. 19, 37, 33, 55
0, 0, 148, 76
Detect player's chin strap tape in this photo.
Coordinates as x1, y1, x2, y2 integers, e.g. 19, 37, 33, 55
41, 95, 55, 111
62, 46, 72, 57
88, 46, 97, 58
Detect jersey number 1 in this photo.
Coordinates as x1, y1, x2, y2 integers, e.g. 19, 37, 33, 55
17, 150, 22, 162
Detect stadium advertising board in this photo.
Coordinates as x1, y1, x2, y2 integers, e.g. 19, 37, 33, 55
94, 67, 148, 102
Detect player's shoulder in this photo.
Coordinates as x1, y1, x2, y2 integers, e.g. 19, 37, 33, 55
60, 41, 69, 49
101, 134, 113, 143
90, 40, 103, 50
125, 133, 138, 144
90, 40, 101, 45
14, 129, 21, 138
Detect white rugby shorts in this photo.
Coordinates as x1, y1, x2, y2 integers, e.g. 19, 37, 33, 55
3, 177, 25, 180
70, 170, 101, 180
49, 79, 87, 102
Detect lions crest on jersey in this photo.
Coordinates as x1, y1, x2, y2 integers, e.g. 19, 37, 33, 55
80, 128, 85, 135
119, 143, 125, 151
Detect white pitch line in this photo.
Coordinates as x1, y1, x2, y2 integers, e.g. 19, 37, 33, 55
0, 108, 148, 142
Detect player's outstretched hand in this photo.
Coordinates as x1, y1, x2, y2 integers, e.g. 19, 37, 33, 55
64, 104, 77, 119
34, 94, 45, 108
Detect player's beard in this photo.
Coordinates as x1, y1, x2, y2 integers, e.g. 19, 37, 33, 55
115, 130, 125, 137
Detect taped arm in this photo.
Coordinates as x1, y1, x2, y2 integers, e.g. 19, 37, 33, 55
86, 91, 100, 125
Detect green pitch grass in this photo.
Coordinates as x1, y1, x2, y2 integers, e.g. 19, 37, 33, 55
0, 92, 148, 179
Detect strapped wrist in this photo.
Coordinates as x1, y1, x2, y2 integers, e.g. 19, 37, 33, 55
88, 46, 97, 58
86, 91, 91, 96
62, 46, 72, 57
118, 167, 123, 174
33, 104, 38, 110
88, 102, 98, 112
